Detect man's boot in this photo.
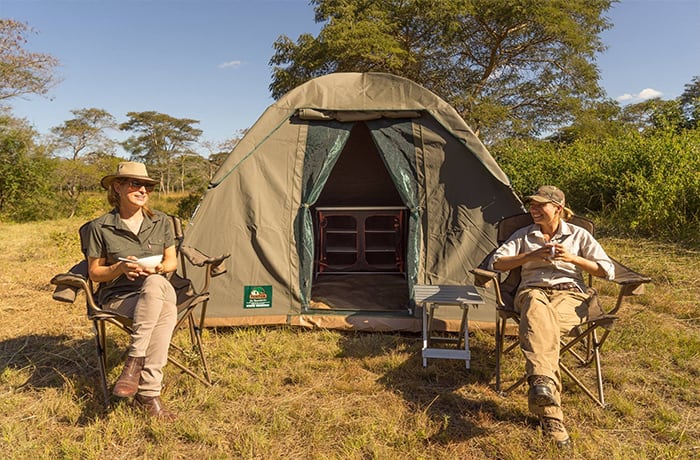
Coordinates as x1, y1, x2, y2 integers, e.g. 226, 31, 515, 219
113, 356, 145, 398
540, 416, 572, 448
528, 374, 559, 407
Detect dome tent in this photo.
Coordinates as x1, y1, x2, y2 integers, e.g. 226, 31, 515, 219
182, 72, 523, 331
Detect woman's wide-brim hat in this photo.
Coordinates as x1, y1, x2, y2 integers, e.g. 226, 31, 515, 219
100, 161, 158, 189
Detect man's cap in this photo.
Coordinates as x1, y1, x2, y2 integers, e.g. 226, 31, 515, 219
525, 185, 566, 207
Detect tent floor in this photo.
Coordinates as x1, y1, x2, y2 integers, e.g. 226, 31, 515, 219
306, 273, 498, 332
309, 273, 409, 312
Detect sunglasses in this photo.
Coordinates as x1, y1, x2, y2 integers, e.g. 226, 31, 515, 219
125, 180, 155, 192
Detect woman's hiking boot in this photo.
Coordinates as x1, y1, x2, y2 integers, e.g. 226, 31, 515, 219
112, 355, 145, 398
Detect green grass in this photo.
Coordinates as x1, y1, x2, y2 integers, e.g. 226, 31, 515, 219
0, 218, 698, 459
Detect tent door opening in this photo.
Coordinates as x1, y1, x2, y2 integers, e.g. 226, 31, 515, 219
315, 206, 407, 275
309, 121, 410, 312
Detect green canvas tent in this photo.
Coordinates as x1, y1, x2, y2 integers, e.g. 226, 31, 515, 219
181, 72, 524, 331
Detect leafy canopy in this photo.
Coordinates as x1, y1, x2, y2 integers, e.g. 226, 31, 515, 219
0, 19, 60, 102
120, 111, 203, 193
50, 108, 118, 160
269, 0, 613, 141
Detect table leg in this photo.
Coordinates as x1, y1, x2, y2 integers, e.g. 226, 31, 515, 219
422, 303, 429, 367
463, 304, 470, 369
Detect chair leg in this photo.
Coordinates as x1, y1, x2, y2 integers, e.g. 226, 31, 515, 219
502, 374, 528, 395
495, 311, 522, 394
496, 315, 611, 407
193, 325, 212, 384
495, 313, 504, 392
187, 311, 197, 348
188, 312, 212, 384
93, 320, 110, 409
560, 361, 605, 407
497, 311, 528, 396
592, 329, 606, 407
168, 309, 213, 387
168, 305, 213, 386
166, 354, 212, 387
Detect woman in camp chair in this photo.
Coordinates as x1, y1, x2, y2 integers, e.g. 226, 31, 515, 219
85, 161, 178, 420
489, 185, 615, 448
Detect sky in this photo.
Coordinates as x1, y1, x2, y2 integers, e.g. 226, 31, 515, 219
2, 0, 699, 154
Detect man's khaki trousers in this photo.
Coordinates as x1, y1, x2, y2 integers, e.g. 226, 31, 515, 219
515, 287, 590, 421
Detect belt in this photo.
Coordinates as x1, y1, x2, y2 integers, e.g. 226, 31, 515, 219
546, 282, 580, 292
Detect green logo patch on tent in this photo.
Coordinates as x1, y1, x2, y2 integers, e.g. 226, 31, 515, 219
244, 285, 272, 309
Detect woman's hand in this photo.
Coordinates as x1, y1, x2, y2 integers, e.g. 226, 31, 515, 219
140, 264, 163, 276
549, 244, 608, 277
529, 244, 556, 263
88, 256, 143, 283
494, 245, 555, 271
119, 257, 145, 281
548, 243, 574, 263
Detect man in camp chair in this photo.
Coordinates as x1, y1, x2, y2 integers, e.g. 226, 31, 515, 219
489, 186, 615, 448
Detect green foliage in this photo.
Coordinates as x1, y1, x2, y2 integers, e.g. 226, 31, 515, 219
270, 0, 613, 140
120, 111, 204, 194
49, 107, 118, 159
74, 192, 110, 218
679, 75, 700, 129
148, 191, 188, 216
492, 128, 700, 241
48, 228, 80, 254
620, 99, 687, 133
176, 192, 203, 219
0, 115, 61, 222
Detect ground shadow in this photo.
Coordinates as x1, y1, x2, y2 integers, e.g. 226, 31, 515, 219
336, 330, 533, 444
0, 332, 124, 423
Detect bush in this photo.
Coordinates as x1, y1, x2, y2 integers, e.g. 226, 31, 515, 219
75, 193, 110, 219
176, 192, 203, 219
491, 128, 700, 242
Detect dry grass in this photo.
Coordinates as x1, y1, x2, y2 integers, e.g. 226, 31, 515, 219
1, 218, 698, 459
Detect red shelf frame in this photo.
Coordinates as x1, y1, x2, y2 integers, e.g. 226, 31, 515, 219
316, 207, 407, 275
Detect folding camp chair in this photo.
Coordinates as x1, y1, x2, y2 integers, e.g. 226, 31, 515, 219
471, 213, 651, 407
50, 215, 230, 408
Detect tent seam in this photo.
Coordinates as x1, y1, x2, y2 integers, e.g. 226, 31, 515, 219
210, 110, 296, 187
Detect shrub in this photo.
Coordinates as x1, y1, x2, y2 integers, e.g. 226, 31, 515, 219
176, 192, 203, 219
491, 128, 700, 242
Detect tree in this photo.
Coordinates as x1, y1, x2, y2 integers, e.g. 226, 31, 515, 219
176, 152, 209, 193
48, 108, 119, 216
120, 111, 203, 193
50, 108, 118, 160
0, 113, 57, 221
548, 76, 700, 143
679, 75, 700, 129
269, 0, 613, 141
620, 99, 686, 134
545, 99, 626, 144
200, 132, 244, 180
0, 19, 61, 102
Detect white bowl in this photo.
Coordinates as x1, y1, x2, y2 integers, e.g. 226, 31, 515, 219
135, 255, 163, 269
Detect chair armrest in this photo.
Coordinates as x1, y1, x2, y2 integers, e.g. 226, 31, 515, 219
180, 246, 231, 276
51, 272, 89, 303
568, 314, 619, 337
610, 258, 652, 296
50, 260, 90, 303
470, 268, 498, 288
470, 267, 508, 308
